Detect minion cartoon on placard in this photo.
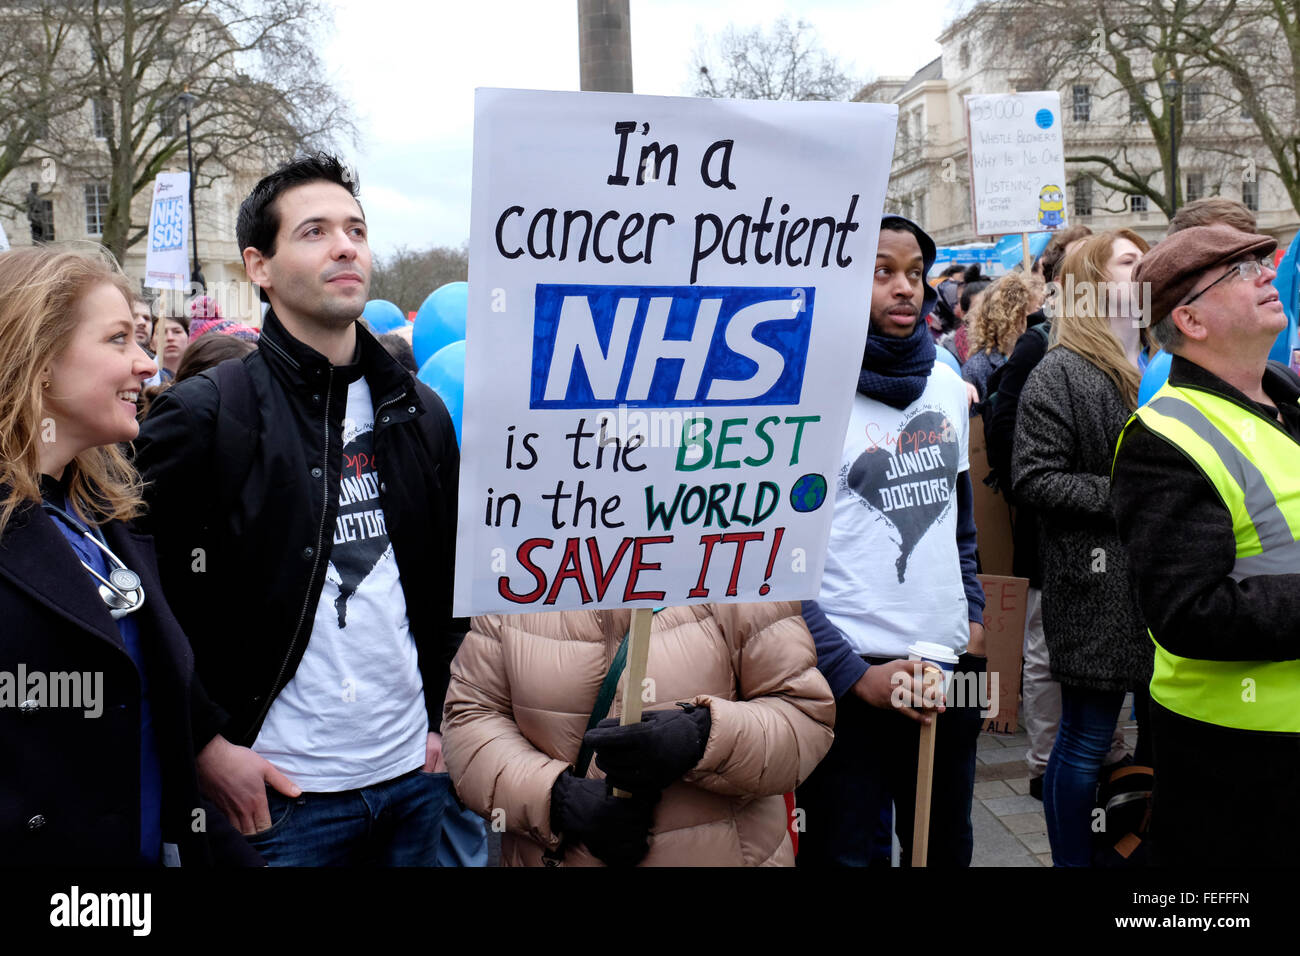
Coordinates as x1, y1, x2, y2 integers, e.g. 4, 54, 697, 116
1038, 184, 1065, 228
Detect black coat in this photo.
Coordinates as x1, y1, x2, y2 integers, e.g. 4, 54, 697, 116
0, 499, 260, 866
133, 310, 465, 748
1011, 346, 1152, 693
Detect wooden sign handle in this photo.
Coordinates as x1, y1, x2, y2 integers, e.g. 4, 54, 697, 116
612, 607, 655, 798
912, 716, 938, 867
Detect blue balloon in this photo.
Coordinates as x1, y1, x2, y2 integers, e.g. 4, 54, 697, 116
361, 299, 408, 334
417, 340, 466, 445
413, 282, 469, 368
1138, 348, 1172, 405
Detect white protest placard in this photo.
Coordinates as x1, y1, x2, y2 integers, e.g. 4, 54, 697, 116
966, 92, 1067, 237
0, 219, 9, 252
144, 172, 190, 290
454, 88, 897, 616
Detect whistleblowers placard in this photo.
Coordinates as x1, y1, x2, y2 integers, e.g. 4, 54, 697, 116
454, 88, 896, 616
966, 91, 1068, 237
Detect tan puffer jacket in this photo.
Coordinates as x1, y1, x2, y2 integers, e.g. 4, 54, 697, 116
441, 602, 834, 866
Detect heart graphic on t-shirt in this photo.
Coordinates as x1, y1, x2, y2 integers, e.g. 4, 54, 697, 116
331, 429, 391, 628
846, 409, 958, 583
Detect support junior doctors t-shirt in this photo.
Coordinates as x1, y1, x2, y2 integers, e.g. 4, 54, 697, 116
818, 362, 971, 659
253, 376, 427, 791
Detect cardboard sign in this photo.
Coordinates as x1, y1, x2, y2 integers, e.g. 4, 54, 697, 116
968, 414, 1015, 576
144, 172, 190, 290
454, 88, 897, 616
979, 573, 1028, 735
965, 92, 1067, 238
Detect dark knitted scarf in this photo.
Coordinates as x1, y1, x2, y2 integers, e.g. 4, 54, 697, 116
857, 318, 936, 409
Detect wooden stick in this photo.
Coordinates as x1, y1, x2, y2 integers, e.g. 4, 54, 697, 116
912, 712, 939, 867
1021, 232, 1032, 271
612, 607, 655, 798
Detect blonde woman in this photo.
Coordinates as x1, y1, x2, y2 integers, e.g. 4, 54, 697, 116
1010, 230, 1154, 866
0, 247, 258, 866
963, 271, 1035, 403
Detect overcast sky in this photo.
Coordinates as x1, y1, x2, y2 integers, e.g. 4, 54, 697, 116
323, 0, 958, 258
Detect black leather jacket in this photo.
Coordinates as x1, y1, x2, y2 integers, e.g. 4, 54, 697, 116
134, 310, 464, 748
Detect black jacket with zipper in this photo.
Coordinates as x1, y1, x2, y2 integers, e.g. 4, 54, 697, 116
133, 309, 465, 749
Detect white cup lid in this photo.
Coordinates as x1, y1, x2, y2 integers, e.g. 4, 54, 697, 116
906, 641, 959, 665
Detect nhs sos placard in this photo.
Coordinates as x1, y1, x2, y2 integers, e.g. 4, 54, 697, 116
454, 88, 896, 616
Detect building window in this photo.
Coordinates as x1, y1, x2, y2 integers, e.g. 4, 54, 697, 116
959, 43, 970, 71
1129, 85, 1146, 123
30, 198, 55, 243
1242, 178, 1259, 212
1185, 172, 1205, 203
84, 183, 110, 235
914, 192, 927, 229
92, 98, 112, 139
1129, 194, 1149, 213
1074, 178, 1093, 216
1073, 85, 1092, 122
1184, 84, 1204, 122
910, 106, 924, 144
158, 99, 182, 137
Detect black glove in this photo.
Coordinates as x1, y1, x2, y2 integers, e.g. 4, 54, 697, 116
549, 771, 658, 867
584, 703, 712, 792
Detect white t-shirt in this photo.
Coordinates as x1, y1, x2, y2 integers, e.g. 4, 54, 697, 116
818, 361, 971, 658
253, 377, 427, 791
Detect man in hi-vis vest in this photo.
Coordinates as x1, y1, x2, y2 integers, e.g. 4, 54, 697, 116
1111, 225, 1300, 866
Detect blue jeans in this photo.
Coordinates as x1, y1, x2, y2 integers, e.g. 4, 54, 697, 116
246, 769, 451, 866
1043, 686, 1124, 867
796, 653, 986, 867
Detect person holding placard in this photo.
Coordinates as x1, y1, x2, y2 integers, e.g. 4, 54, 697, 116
441, 603, 834, 866
795, 215, 988, 868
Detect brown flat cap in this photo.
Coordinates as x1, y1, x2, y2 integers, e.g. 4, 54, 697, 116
1134, 224, 1278, 326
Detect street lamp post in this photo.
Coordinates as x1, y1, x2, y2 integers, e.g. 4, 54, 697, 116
176, 90, 205, 292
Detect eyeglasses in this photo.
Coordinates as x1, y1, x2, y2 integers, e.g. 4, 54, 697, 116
1180, 256, 1276, 308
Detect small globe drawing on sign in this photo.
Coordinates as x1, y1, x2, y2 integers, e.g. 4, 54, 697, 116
790, 474, 828, 513
1035, 109, 1054, 129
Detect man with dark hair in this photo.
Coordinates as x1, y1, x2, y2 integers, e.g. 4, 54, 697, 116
135, 152, 464, 866
132, 295, 156, 351
796, 215, 987, 867
1112, 225, 1300, 865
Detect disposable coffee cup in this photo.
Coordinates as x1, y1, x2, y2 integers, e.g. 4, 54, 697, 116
906, 642, 959, 706
906, 641, 959, 671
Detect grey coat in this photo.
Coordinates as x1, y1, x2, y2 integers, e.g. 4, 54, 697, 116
1011, 346, 1153, 693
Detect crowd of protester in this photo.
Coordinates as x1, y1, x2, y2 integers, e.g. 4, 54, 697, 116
0, 145, 1295, 872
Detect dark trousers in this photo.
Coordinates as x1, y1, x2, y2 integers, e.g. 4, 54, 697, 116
796, 653, 986, 867
1149, 700, 1300, 867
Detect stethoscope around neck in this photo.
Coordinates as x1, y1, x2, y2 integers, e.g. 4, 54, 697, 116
42, 501, 146, 619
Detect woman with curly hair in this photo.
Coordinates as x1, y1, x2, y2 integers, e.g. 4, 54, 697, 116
963, 271, 1035, 403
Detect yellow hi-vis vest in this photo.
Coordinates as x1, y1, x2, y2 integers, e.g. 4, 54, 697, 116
1115, 381, 1300, 732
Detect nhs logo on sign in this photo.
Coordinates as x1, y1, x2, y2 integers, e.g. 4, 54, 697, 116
530, 284, 814, 409
149, 197, 185, 252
